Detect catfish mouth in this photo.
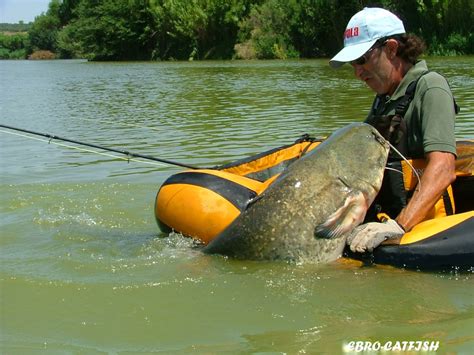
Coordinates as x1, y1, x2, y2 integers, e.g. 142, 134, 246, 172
371, 131, 389, 150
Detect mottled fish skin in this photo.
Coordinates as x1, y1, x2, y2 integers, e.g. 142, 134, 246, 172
203, 123, 389, 263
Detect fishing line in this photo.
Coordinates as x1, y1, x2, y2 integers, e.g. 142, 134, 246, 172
386, 141, 422, 191
0, 129, 169, 167
384, 166, 403, 174
0, 124, 200, 169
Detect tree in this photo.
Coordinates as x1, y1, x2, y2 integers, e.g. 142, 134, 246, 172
27, 0, 474, 60
59, 0, 158, 60
235, 0, 299, 59
28, 0, 61, 53
151, 0, 255, 60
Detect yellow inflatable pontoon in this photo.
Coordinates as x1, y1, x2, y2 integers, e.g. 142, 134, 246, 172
155, 136, 473, 270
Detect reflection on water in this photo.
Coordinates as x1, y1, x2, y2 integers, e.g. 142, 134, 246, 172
0, 58, 473, 353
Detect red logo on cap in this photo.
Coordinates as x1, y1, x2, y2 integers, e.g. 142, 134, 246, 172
344, 27, 359, 39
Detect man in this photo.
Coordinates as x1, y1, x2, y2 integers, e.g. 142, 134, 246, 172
329, 7, 457, 253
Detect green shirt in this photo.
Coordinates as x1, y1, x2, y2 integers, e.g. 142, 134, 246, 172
364, 60, 457, 158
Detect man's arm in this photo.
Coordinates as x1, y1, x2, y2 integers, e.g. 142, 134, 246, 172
395, 151, 456, 231
347, 151, 456, 253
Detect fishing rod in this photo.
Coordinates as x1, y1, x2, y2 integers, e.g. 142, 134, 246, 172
0, 124, 199, 169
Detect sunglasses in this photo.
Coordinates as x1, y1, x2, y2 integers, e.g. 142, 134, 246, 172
350, 40, 387, 66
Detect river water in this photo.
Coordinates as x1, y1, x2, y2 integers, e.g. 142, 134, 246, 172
1, 58, 473, 353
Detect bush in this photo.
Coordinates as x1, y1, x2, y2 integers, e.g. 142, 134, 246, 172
236, 0, 299, 59
467, 33, 474, 54
0, 32, 29, 59
28, 50, 56, 60
234, 41, 256, 59
427, 33, 471, 56
8, 49, 27, 59
445, 33, 469, 54
0, 48, 10, 59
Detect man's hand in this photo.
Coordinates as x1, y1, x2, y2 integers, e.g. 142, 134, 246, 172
347, 219, 405, 253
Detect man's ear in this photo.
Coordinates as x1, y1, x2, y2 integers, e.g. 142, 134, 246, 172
385, 39, 399, 59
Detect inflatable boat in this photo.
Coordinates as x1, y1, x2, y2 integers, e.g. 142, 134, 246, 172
155, 135, 473, 270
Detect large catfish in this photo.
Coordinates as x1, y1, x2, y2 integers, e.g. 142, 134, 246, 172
203, 123, 390, 262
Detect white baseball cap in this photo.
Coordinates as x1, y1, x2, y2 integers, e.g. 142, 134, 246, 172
329, 7, 405, 68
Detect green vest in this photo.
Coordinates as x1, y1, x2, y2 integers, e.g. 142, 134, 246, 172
364, 60, 457, 159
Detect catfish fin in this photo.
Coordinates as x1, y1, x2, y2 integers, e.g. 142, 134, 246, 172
314, 190, 368, 239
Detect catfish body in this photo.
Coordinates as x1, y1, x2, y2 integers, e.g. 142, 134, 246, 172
203, 123, 390, 263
